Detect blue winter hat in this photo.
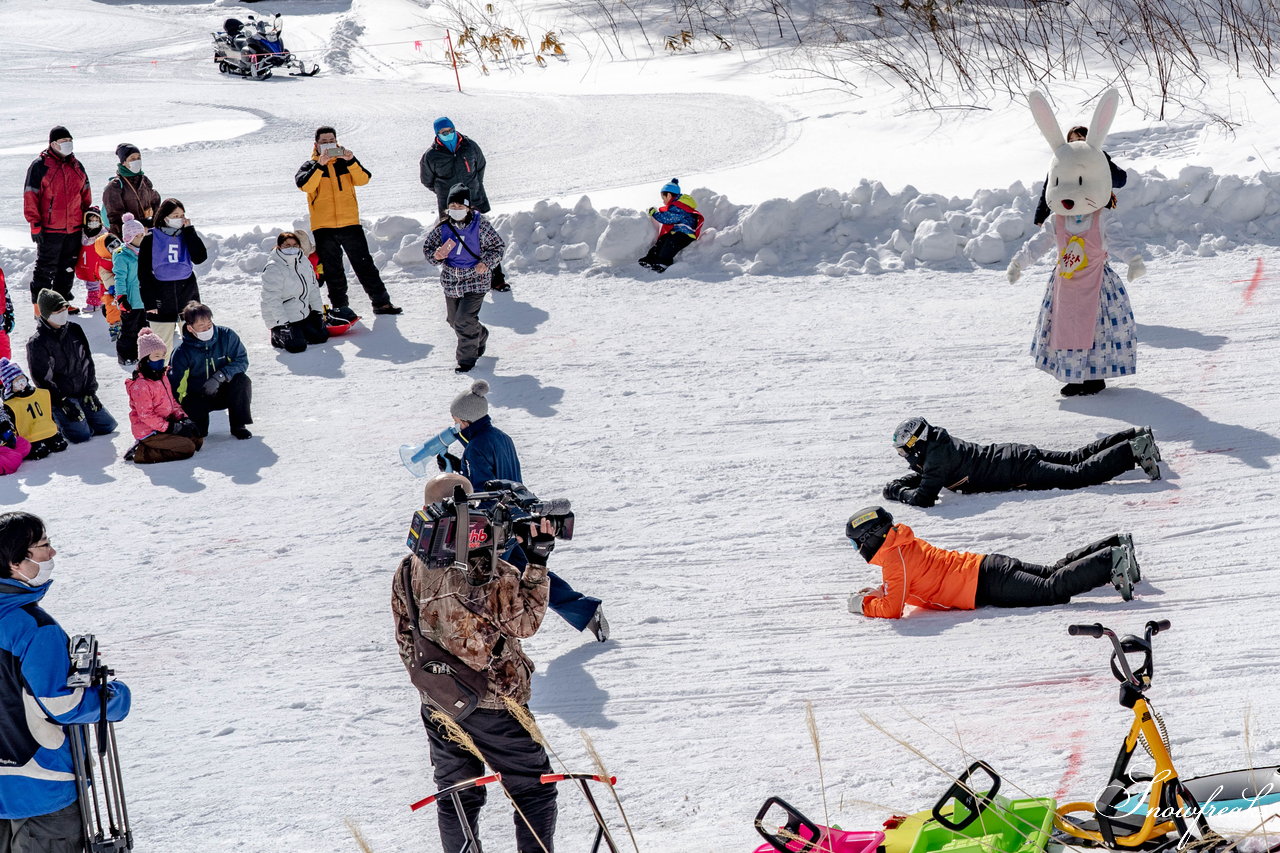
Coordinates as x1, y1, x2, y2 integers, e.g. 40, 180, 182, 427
0, 358, 27, 398
434, 117, 455, 136
661, 178, 681, 196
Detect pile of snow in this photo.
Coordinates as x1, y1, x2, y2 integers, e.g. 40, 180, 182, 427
2, 166, 1274, 286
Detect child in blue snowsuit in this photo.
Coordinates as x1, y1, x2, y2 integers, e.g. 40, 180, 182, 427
639, 179, 704, 273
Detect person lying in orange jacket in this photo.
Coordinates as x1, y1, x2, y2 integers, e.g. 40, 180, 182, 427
845, 506, 1142, 619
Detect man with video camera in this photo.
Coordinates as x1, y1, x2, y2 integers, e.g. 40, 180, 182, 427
0, 511, 131, 851
392, 473, 558, 853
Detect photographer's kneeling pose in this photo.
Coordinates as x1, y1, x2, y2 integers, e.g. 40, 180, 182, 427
0, 512, 131, 850
883, 417, 1162, 508
393, 474, 557, 853
846, 506, 1142, 619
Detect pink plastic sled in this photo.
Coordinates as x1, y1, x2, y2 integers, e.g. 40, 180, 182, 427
754, 797, 886, 853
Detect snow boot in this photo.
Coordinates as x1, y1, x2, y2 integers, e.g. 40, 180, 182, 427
1110, 535, 1140, 601
587, 607, 610, 643
1129, 429, 1162, 480
1061, 533, 1127, 566
1079, 379, 1106, 395
328, 305, 358, 323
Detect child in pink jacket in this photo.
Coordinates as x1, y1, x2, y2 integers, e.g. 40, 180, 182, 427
0, 404, 31, 475
124, 328, 202, 463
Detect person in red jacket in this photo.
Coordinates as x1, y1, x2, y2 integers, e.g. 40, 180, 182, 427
23, 127, 92, 308
845, 506, 1141, 619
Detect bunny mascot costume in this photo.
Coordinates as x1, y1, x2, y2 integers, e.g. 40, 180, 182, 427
1008, 89, 1145, 397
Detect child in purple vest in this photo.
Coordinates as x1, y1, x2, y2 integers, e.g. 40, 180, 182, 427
422, 184, 505, 373
139, 198, 208, 356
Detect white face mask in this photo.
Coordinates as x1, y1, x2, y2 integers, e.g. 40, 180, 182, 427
47, 310, 69, 327
9, 377, 29, 394
125, 160, 142, 173
280, 247, 301, 256
446, 208, 468, 221
194, 327, 215, 342
17, 558, 54, 587
55, 141, 73, 156
165, 217, 184, 228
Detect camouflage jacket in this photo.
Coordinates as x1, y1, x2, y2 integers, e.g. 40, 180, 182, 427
392, 554, 549, 710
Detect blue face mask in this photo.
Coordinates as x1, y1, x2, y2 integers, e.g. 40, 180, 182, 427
147, 358, 165, 370
439, 130, 458, 152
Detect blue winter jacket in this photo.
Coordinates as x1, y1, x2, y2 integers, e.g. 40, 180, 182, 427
459, 416, 522, 491
0, 578, 131, 819
168, 325, 249, 404
110, 245, 143, 310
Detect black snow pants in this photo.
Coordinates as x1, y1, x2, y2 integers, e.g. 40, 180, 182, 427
312, 224, 390, 309
30, 232, 80, 303
444, 292, 488, 369
422, 705, 557, 853
1019, 428, 1138, 490
271, 312, 330, 353
974, 549, 1113, 607
0, 801, 84, 853
115, 307, 150, 364
640, 233, 694, 267
182, 373, 253, 437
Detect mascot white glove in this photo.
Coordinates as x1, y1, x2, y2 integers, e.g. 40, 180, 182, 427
1127, 257, 1146, 282
1006, 260, 1022, 284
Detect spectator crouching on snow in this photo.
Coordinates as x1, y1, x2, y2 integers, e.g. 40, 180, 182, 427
261, 231, 329, 353
168, 301, 253, 440
26, 289, 117, 444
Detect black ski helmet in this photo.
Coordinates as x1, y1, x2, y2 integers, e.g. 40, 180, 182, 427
846, 506, 894, 561
223, 18, 244, 37
892, 417, 930, 458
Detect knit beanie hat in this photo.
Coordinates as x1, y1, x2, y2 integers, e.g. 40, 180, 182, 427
116, 143, 140, 163
49, 126, 71, 144
661, 178, 681, 196
121, 213, 146, 244
0, 359, 25, 398
37, 289, 68, 320
447, 183, 470, 207
434, 117, 455, 136
136, 328, 167, 361
450, 379, 490, 422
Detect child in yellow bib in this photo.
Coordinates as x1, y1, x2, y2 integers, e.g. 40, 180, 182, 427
0, 359, 67, 460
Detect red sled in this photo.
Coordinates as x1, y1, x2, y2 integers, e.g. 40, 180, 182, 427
324, 316, 360, 336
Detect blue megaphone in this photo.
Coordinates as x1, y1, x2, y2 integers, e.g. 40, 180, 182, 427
399, 425, 461, 478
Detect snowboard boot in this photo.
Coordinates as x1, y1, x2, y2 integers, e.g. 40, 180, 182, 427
1060, 533, 1127, 566
586, 607, 610, 643
1129, 429, 1162, 480
1110, 535, 1140, 601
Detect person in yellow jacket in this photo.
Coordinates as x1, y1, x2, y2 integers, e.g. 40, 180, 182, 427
294, 126, 400, 321
0, 359, 67, 460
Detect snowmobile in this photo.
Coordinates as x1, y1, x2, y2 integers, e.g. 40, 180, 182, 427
212, 14, 318, 79
1056, 621, 1280, 848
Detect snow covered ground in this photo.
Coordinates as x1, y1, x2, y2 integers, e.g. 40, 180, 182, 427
3, 0, 1280, 850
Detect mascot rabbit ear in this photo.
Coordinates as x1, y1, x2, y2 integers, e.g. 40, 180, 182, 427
1087, 88, 1121, 150
1028, 90, 1066, 150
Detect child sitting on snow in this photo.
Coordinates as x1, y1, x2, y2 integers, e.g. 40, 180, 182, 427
638, 179, 703, 273
0, 358, 67, 460
0, 266, 12, 361
74, 207, 108, 316
0, 405, 31, 476
845, 505, 1142, 619
124, 328, 201, 463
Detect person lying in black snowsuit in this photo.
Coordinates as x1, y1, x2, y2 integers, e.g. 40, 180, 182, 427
882, 417, 1162, 508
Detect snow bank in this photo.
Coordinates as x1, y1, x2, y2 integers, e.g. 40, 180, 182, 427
4, 166, 1275, 286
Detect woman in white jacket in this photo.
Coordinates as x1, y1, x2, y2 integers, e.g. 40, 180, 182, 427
260, 231, 329, 353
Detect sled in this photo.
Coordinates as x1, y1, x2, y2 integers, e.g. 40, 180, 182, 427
324, 317, 359, 336
909, 762, 1055, 853
753, 796, 885, 853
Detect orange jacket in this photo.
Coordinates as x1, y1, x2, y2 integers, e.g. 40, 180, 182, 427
860, 524, 984, 619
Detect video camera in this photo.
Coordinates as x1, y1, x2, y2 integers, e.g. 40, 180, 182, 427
406, 480, 575, 577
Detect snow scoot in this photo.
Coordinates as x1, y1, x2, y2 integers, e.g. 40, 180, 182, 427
212, 14, 318, 79
66, 635, 132, 852
1055, 620, 1255, 849
753, 796, 885, 853
409, 770, 621, 852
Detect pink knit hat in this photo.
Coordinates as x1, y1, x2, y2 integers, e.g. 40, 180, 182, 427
136, 328, 167, 361
121, 212, 146, 244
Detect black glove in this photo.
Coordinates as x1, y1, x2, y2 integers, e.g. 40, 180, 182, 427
883, 480, 906, 502
80, 394, 102, 414
31, 231, 41, 245
490, 278, 511, 293
58, 399, 85, 423
0, 427, 15, 449
201, 371, 228, 396
168, 417, 198, 438
523, 529, 556, 567
1, 295, 13, 335
117, 296, 131, 312
436, 452, 462, 472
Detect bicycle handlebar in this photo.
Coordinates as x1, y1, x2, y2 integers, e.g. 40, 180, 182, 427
1068, 620, 1170, 689
1068, 623, 1105, 638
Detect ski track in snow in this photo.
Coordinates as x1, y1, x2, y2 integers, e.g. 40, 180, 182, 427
2, 0, 1280, 851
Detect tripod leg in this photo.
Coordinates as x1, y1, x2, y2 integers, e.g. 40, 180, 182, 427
579, 781, 619, 853
106, 724, 131, 847
69, 725, 97, 850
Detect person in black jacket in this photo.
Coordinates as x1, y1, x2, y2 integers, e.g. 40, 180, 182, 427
25, 290, 116, 443
420, 118, 508, 290
168, 302, 252, 440
138, 198, 208, 357
882, 417, 1162, 508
